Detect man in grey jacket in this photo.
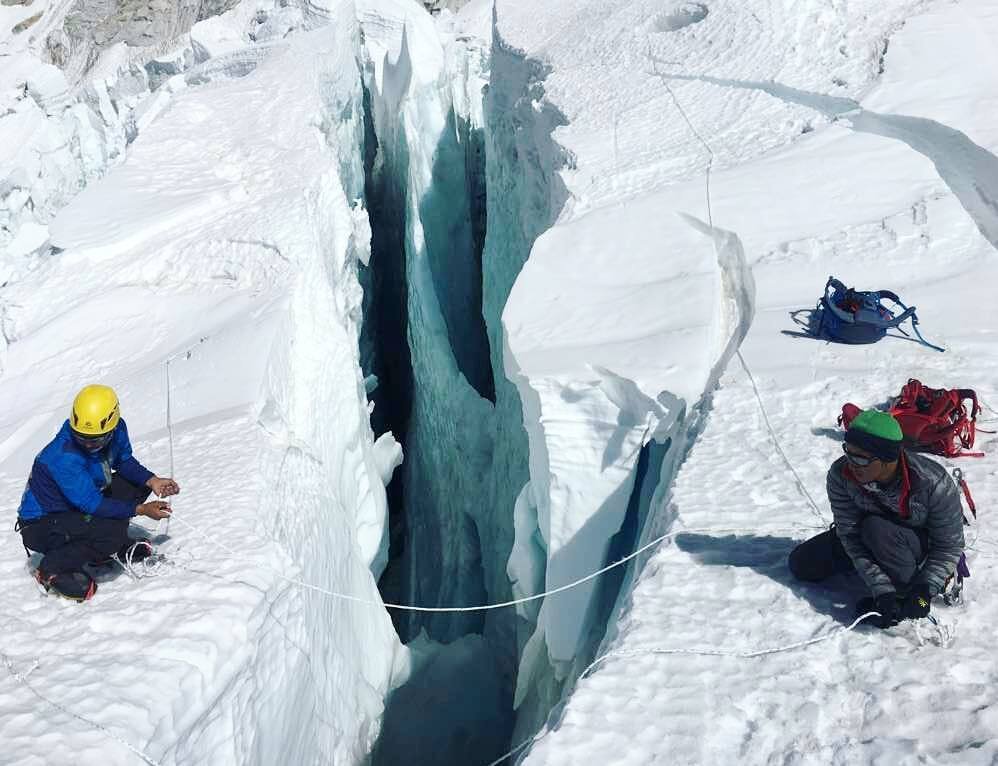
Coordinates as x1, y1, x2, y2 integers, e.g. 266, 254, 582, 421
789, 409, 965, 628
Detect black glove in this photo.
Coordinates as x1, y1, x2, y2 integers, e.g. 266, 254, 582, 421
899, 583, 932, 620
856, 592, 899, 629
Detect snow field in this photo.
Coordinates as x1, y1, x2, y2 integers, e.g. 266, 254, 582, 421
1, 0, 996, 762
0, 6, 406, 763
497, 0, 944, 735
507, 0, 998, 762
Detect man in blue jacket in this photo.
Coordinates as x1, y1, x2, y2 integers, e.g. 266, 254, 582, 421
16, 384, 180, 601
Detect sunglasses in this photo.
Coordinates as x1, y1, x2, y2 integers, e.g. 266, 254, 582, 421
842, 444, 878, 467
72, 430, 114, 453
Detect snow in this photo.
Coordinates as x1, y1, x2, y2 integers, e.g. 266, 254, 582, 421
493, 0, 998, 761
0, 4, 405, 763
2, 0, 997, 761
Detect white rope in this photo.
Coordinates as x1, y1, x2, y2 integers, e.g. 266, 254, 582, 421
581, 612, 881, 669
737, 351, 829, 525
158, 335, 213, 538
162, 358, 174, 537
649, 53, 716, 227
168, 515, 818, 613
486, 612, 883, 765
112, 541, 172, 581
650, 54, 829, 527
1, 652, 162, 766
486, 736, 535, 766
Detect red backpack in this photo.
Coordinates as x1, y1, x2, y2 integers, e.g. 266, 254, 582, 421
839, 379, 983, 458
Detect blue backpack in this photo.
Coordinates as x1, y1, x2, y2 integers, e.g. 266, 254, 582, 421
807, 276, 944, 352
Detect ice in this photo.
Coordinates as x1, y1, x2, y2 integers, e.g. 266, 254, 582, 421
372, 631, 510, 765
189, 3, 256, 63
494, 0, 998, 762
0, 5, 404, 763
2, 0, 997, 761
358, 0, 505, 645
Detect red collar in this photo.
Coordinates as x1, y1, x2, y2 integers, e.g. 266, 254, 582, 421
842, 451, 911, 519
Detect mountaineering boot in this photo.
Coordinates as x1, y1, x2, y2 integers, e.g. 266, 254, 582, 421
36, 569, 97, 602
118, 539, 154, 565
89, 538, 153, 568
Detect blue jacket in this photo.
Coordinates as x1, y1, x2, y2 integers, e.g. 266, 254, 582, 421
17, 419, 154, 521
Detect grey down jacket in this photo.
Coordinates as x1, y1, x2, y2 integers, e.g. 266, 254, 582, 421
827, 451, 965, 597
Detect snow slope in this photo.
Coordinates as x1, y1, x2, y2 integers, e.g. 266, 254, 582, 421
494, 0, 998, 761
0, 5, 406, 763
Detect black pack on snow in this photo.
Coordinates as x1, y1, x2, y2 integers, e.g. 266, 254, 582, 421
804, 276, 944, 352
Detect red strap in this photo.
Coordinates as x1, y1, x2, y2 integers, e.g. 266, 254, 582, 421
958, 475, 978, 519
898, 452, 912, 519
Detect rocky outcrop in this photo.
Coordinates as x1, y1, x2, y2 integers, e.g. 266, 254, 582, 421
45, 0, 241, 78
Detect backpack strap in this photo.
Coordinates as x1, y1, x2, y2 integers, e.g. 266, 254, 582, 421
952, 468, 978, 519
826, 276, 848, 294
822, 278, 858, 324
875, 294, 946, 351
876, 289, 902, 303
956, 389, 981, 420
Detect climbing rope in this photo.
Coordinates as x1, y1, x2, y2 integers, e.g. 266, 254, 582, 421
650, 54, 829, 527
1, 651, 162, 766
159, 338, 210, 538
485, 612, 887, 765
162, 357, 175, 538
486, 608, 961, 765
112, 540, 176, 581
168, 514, 819, 612
737, 351, 830, 525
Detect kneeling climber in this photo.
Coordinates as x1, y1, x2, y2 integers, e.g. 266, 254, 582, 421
789, 409, 964, 628
15, 385, 179, 601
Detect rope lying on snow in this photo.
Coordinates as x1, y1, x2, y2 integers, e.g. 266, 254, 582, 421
737, 350, 830, 525
650, 54, 830, 528
484, 612, 886, 766
1, 652, 162, 766
486, 608, 959, 766
0, 520, 820, 766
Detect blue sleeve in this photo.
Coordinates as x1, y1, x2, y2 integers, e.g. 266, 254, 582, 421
117, 456, 154, 486
111, 421, 154, 486
40, 455, 136, 519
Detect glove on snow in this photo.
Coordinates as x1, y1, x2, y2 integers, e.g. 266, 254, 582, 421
899, 583, 932, 620
856, 593, 899, 629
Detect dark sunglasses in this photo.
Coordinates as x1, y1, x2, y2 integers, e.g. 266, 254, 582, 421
72, 429, 114, 452
842, 444, 878, 467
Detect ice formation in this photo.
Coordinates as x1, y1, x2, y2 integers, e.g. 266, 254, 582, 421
2, 0, 997, 763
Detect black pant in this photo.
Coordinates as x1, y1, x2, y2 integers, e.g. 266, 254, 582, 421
789, 519, 929, 589
18, 474, 150, 575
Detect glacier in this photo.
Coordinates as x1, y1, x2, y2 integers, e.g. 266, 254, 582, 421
1, 0, 997, 763
1, 3, 406, 763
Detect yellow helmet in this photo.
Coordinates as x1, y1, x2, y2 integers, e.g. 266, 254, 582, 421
71, 385, 120, 436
